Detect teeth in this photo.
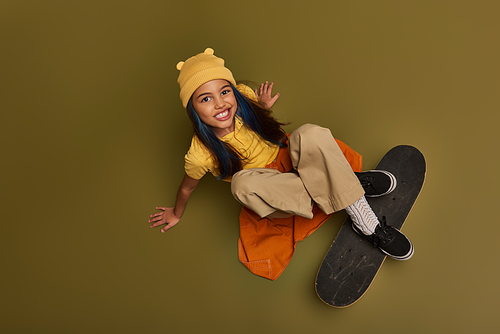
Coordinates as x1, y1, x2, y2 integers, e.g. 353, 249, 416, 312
215, 110, 229, 119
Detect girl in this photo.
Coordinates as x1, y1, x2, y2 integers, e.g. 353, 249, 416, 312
148, 48, 413, 274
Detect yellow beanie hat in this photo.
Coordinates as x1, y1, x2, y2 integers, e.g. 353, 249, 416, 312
176, 48, 236, 108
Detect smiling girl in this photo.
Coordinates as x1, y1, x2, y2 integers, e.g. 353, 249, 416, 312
148, 48, 413, 279
190, 80, 237, 137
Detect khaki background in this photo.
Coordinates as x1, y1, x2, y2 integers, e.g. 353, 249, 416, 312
1, 0, 499, 333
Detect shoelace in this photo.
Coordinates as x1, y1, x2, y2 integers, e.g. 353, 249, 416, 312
358, 177, 377, 193
371, 216, 395, 247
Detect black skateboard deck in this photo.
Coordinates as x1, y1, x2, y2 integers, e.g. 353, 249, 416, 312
315, 145, 426, 307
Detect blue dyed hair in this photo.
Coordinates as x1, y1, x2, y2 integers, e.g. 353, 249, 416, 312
187, 100, 241, 180
187, 83, 287, 180
231, 83, 285, 148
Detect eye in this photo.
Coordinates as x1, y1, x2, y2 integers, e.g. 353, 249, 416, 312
201, 96, 211, 103
221, 89, 231, 96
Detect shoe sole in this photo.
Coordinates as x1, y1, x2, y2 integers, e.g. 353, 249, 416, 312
381, 239, 414, 261
351, 222, 414, 261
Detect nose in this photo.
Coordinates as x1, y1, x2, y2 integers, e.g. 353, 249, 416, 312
214, 95, 225, 109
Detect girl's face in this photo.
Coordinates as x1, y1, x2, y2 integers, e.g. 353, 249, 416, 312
191, 79, 237, 138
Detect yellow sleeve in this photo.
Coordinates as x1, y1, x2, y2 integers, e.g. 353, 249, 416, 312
184, 151, 209, 180
183, 135, 215, 180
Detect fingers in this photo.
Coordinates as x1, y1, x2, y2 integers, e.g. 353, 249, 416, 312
259, 81, 278, 99
266, 81, 274, 92
148, 207, 165, 226
161, 224, 174, 233
149, 216, 165, 227
150, 222, 161, 229
148, 215, 163, 223
259, 81, 273, 95
148, 212, 164, 222
148, 207, 166, 221
148, 207, 180, 233
150, 219, 174, 231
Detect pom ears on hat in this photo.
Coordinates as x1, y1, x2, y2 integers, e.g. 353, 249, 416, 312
176, 48, 215, 70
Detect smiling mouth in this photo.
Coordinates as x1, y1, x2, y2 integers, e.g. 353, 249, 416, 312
215, 110, 230, 119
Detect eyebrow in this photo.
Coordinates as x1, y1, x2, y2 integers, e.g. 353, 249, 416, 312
196, 92, 210, 99
195, 84, 232, 100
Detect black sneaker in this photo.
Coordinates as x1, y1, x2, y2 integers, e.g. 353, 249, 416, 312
352, 216, 414, 260
355, 170, 397, 197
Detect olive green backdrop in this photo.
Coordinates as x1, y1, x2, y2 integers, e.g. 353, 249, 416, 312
1, 1, 499, 333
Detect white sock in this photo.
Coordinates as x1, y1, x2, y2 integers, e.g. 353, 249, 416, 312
345, 196, 379, 235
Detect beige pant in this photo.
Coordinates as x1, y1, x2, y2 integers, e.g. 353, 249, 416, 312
231, 124, 364, 219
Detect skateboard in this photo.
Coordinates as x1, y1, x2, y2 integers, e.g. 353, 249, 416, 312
315, 145, 426, 307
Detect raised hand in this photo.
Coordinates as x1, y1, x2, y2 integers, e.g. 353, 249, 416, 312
255, 81, 280, 109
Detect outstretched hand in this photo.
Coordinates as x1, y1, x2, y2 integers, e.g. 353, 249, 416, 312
149, 207, 181, 233
255, 81, 280, 109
